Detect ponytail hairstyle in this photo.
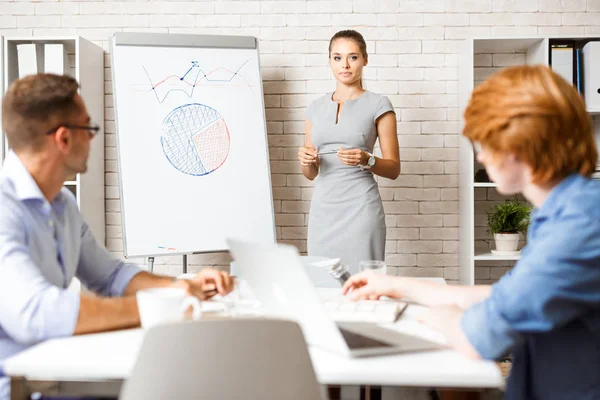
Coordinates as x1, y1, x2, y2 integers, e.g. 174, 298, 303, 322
329, 30, 368, 89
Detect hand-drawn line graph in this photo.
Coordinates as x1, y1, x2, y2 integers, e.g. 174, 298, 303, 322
161, 104, 230, 176
141, 59, 254, 103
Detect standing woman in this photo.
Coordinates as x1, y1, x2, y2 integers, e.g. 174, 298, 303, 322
298, 30, 400, 273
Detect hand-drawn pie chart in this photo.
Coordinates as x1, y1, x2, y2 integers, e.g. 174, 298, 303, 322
160, 103, 230, 176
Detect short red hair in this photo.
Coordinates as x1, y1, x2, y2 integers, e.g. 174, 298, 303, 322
463, 65, 597, 184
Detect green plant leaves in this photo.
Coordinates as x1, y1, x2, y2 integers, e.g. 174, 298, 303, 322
487, 198, 533, 234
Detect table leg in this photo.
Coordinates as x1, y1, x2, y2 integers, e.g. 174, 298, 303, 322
327, 385, 341, 400
10, 377, 31, 400
360, 385, 382, 400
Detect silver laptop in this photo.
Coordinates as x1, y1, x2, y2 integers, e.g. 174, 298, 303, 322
227, 238, 443, 358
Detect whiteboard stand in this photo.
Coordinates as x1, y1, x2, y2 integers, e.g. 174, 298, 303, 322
146, 255, 187, 274
147, 257, 154, 273
111, 32, 275, 269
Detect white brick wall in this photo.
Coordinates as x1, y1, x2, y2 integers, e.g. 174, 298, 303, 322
2, 1, 599, 281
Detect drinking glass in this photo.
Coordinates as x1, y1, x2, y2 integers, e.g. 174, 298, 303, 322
358, 260, 387, 275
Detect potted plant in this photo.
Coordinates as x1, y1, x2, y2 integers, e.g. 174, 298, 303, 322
487, 199, 532, 253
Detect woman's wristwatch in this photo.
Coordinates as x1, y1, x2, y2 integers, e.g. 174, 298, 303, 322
359, 152, 376, 170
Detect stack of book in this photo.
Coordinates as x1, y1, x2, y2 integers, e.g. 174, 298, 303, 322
549, 41, 599, 110
550, 40, 600, 180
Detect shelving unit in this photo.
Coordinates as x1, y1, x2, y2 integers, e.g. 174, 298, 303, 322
0, 36, 5, 161
459, 35, 600, 285
1, 36, 105, 245
474, 252, 521, 261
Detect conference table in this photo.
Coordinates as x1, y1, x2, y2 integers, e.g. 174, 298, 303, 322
4, 279, 504, 400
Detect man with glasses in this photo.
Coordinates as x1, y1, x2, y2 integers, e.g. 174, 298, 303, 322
0, 74, 234, 400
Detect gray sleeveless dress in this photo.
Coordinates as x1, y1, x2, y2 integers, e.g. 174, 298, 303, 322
305, 91, 395, 273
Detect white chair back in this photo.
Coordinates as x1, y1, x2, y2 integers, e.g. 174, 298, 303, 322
120, 318, 327, 400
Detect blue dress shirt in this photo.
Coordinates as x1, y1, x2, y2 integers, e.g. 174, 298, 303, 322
462, 174, 600, 399
0, 151, 142, 400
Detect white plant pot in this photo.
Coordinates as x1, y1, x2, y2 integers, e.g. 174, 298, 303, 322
494, 233, 520, 252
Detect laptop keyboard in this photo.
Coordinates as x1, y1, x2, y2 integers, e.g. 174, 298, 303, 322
325, 300, 405, 323
338, 327, 393, 349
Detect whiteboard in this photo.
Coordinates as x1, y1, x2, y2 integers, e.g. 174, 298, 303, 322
111, 33, 275, 258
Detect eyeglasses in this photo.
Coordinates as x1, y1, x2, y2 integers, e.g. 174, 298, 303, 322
46, 124, 101, 136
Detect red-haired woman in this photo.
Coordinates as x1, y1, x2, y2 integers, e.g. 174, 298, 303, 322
343, 65, 600, 399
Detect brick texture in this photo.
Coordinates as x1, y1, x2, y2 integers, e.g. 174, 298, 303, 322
4, 0, 599, 283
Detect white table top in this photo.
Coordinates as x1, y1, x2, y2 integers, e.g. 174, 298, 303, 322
310, 304, 502, 388
3, 282, 503, 389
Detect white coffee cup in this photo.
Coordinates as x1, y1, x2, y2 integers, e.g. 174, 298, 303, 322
136, 287, 202, 329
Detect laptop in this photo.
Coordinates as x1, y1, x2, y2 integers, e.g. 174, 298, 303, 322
227, 238, 444, 358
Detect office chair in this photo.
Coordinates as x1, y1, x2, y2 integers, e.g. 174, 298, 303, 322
120, 318, 327, 400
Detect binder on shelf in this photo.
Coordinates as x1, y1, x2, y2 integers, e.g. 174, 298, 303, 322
582, 42, 600, 111
576, 48, 582, 94
16, 43, 44, 78
550, 42, 574, 85
595, 118, 600, 173
44, 44, 68, 75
